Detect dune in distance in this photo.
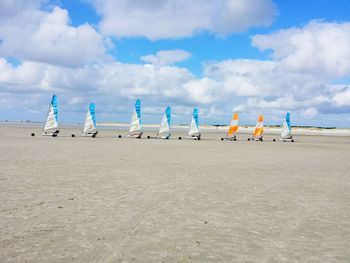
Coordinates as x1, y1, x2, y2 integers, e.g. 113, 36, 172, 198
3, 121, 350, 136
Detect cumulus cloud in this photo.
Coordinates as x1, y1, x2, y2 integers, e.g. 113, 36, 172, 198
0, 57, 197, 121
0, 0, 42, 18
141, 50, 191, 70
204, 59, 324, 98
92, 0, 277, 40
252, 21, 350, 78
332, 86, 350, 107
0, 5, 112, 67
184, 78, 221, 104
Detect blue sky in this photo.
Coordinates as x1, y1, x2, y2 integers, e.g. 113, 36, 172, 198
61, 0, 350, 76
1, 0, 350, 127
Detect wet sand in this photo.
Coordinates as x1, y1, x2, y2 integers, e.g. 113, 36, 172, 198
1, 124, 350, 262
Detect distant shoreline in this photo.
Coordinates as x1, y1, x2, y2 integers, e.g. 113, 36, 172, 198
1, 121, 350, 136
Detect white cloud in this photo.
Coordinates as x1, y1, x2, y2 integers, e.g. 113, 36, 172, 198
0, 5, 112, 67
141, 50, 191, 70
0, 0, 42, 18
92, 0, 277, 40
332, 86, 350, 107
303, 107, 318, 117
252, 21, 350, 78
183, 78, 221, 104
1, 51, 349, 125
204, 59, 324, 98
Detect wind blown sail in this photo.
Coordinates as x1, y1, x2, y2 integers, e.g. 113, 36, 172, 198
281, 112, 292, 139
42, 95, 58, 135
129, 99, 142, 137
157, 106, 171, 138
82, 103, 97, 136
188, 108, 200, 138
253, 114, 264, 139
226, 113, 239, 139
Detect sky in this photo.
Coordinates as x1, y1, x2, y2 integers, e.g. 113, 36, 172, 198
1, 0, 350, 127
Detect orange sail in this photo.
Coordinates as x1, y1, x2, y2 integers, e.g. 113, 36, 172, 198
253, 114, 264, 138
227, 113, 238, 138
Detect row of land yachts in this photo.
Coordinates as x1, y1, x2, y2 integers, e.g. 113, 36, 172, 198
35, 95, 294, 142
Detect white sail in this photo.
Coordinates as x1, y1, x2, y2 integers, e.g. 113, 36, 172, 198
82, 103, 97, 135
281, 112, 292, 139
157, 106, 171, 138
158, 115, 169, 134
129, 109, 141, 133
188, 108, 200, 136
129, 99, 142, 136
43, 95, 58, 133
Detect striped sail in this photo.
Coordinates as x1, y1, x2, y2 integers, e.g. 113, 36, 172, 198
43, 95, 58, 131
82, 103, 97, 135
129, 99, 142, 135
281, 112, 292, 139
253, 114, 264, 139
227, 113, 238, 138
188, 108, 200, 136
158, 106, 171, 138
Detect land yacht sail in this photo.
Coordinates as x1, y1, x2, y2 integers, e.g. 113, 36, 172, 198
222, 113, 239, 141
188, 108, 201, 140
281, 112, 294, 142
129, 99, 143, 138
82, 103, 98, 137
42, 95, 59, 137
251, 114, 264, 141
157, 106, 171, 139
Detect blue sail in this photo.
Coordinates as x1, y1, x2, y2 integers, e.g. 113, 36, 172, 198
166, 106, 171, 127
51, 94, 58, 122
286, 112, 291, 131
193, 108, 199, 128
89, 102, 96, 127
188, 107, 200, 137
135, 99, 141, 125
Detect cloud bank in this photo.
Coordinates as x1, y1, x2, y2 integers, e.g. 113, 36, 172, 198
1, 1, 350, 127
92, 0, 277, 40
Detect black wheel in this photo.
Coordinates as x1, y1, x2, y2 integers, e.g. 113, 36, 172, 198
260, 138, 263, 142
291, 139, 294, 142
71, 134, 75, 137
273, 139, 276, 142
198, 137, 201, 140
52, 133, 57, 137
166, 136, 169, 140
247, 138, 250, 141
234, 138, 237, 141
221, 138, 224, 141
118, 135, 122, 138
178, 137, 182, 140
31, 133, 35, 137
147, 136, 150, 139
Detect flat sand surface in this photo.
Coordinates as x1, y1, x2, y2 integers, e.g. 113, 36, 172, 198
1, 124, 350, 262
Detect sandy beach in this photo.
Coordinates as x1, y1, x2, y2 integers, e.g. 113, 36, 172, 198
1, 123, 350, 262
